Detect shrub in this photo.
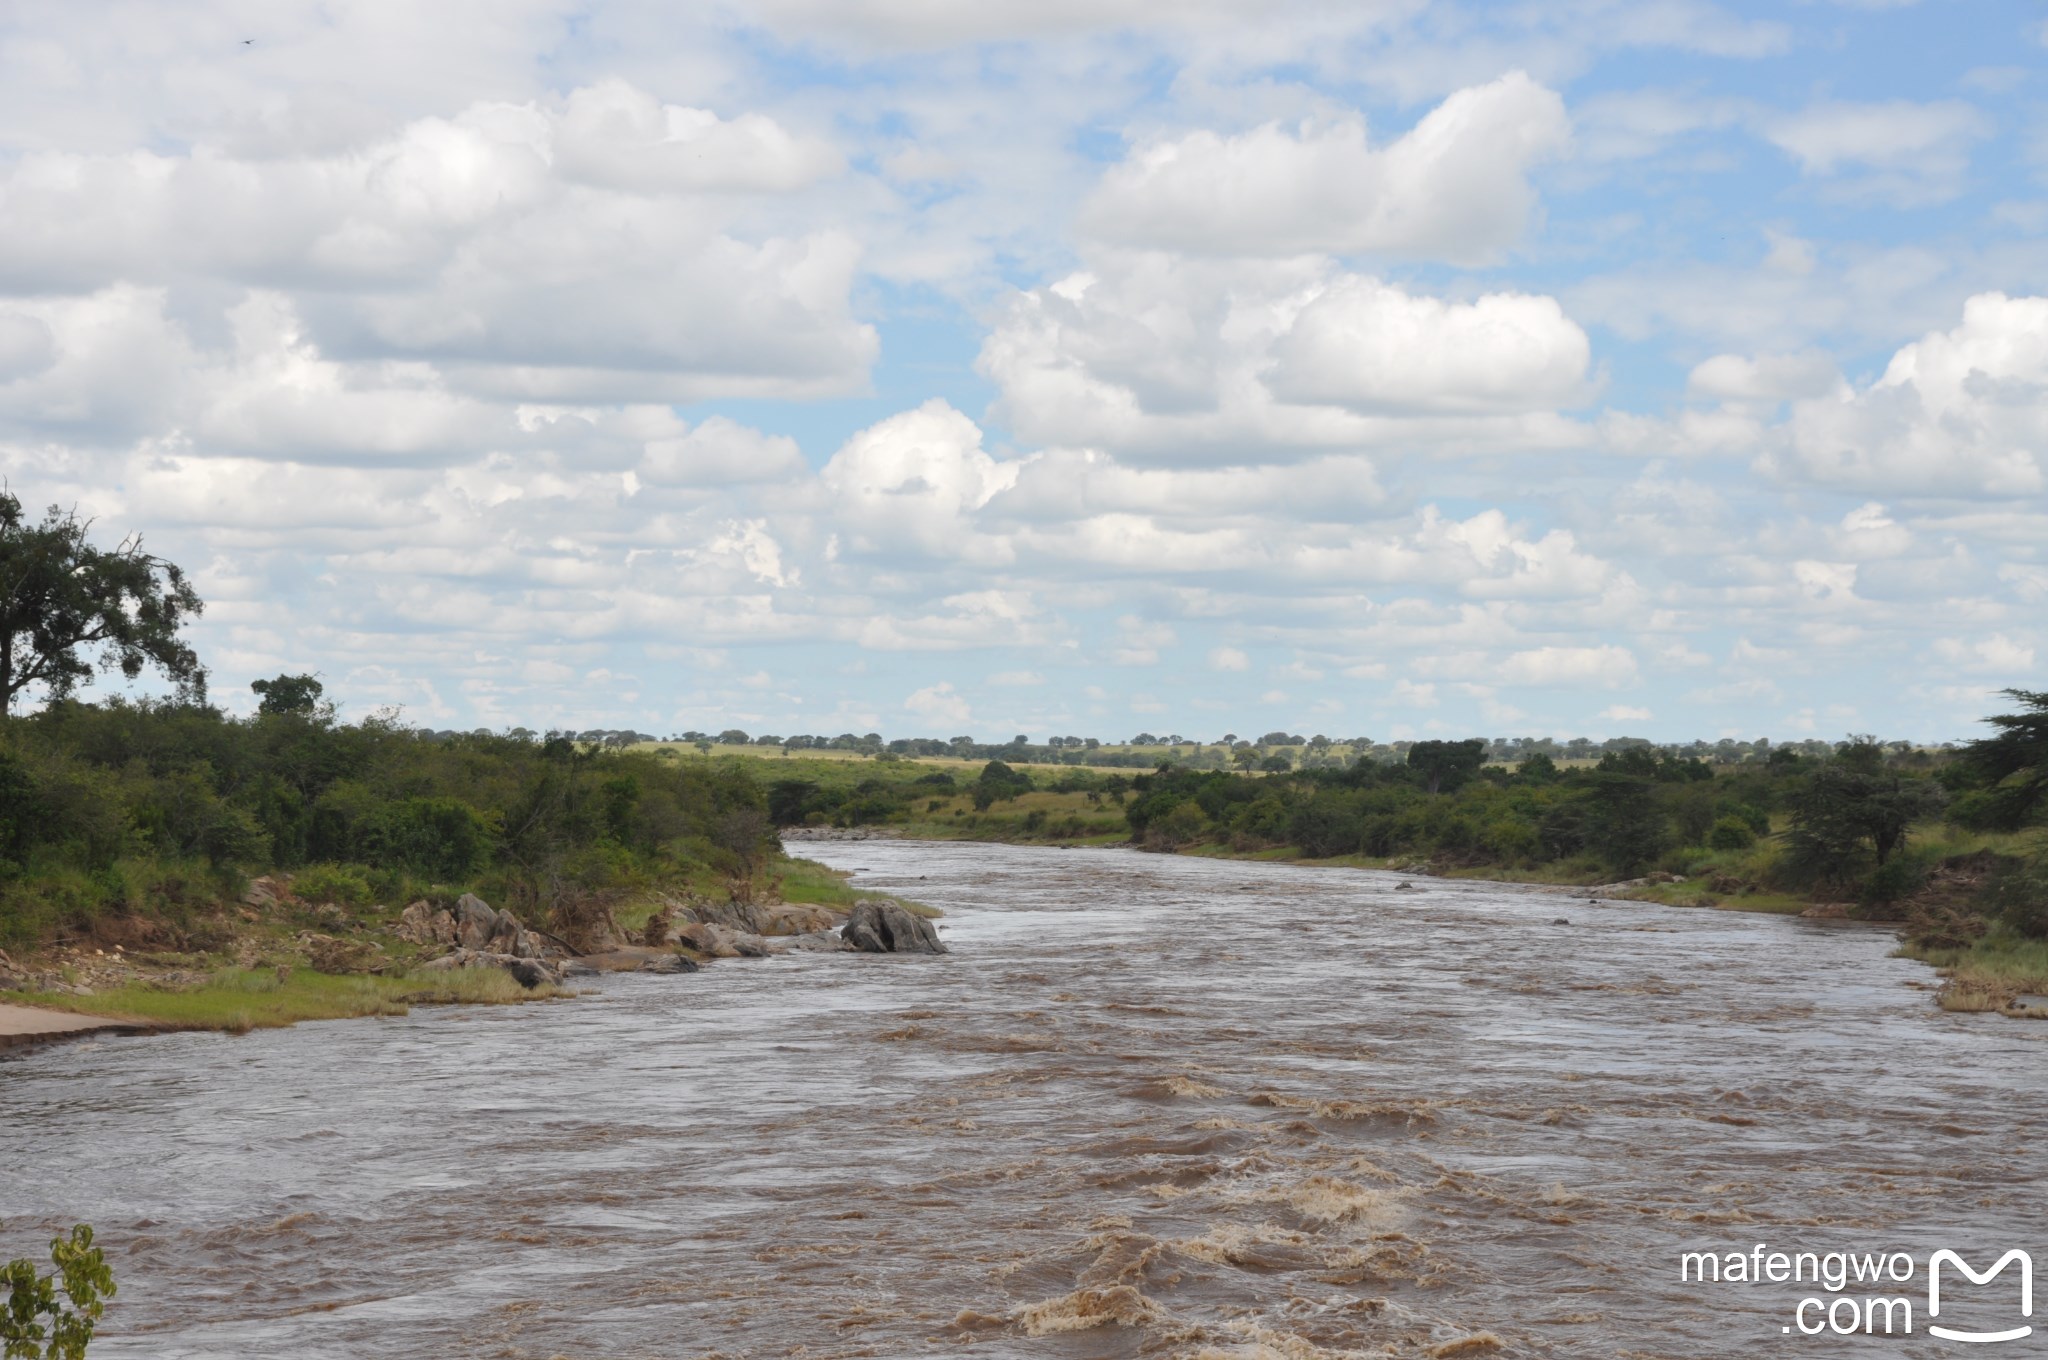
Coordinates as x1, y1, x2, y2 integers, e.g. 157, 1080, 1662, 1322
1707, 816, 1756, 851
1289, 801, 1362, 858
1858, 852, 1931, 909
2, 1224, 116, 1360
1144, 801, 1208, 850
292, 862, 375, 908
356, 798, 492, 881
1989, 854, 2048, 939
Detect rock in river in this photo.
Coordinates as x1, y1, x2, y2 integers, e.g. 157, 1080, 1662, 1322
420, 949, 563, 988
840, 900, 946, 955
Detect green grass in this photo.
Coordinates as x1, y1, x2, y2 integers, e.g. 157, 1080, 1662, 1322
1899, 931, 2048, 1011
12, 965, 565, 1034
777, 856, 943, 918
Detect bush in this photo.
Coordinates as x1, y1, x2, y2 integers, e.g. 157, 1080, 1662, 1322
356, 798, 492, 880
292, 862, 375, 907
2, 1224, 116, 1360
1990, 854, 2048, 939
1858, 853, 1931, 909
1289, 801, 1362, 858
1707, 816, 1756, 851
1144, 801, 1208, 850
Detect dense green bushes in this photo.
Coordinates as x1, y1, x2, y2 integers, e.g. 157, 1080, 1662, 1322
1113, 741, 1957, 894
0, 698, 776, 950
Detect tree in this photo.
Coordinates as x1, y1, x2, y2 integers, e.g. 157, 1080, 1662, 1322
1585, 774, 1670, 876
250, 672, 324, 717
1407, 739, 1486, 795
1957, 689, 2048, 830
0, 494, 205, 717
1786, 744, 1946, 884
2, 1224, 115, 1359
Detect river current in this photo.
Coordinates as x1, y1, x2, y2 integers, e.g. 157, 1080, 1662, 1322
3, 842, 2044, 1357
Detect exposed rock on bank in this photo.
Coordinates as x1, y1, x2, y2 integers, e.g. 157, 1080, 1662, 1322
397, 894, 544, 958
842, 899, 947, 955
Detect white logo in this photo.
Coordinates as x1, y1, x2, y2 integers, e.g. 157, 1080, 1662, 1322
1928, 1249, 2033, 1344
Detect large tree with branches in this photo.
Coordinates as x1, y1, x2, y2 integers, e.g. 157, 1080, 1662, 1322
0, 492, 206, 717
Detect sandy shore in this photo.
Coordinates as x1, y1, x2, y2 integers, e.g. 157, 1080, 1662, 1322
0, 1003, 144, 1051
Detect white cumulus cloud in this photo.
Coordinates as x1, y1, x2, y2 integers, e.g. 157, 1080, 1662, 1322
1082, 72, 1570, 262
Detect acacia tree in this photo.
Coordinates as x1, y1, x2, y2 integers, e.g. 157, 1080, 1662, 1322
1959, 689, 2048, 830
1407, 738, 1486, 795
0, 493, 204, 717
1786, 739, 1946, 883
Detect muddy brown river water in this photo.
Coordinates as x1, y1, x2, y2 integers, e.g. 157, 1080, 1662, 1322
3, 841, 2044, 1358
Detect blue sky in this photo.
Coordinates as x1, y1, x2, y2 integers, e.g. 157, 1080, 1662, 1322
1, 0, 2045, 743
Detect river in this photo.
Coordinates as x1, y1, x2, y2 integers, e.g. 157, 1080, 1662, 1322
3, 842, 2043, 1357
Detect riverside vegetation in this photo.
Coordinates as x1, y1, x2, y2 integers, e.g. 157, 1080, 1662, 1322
0, 493, 2041, 1022
752, 694, 2048, 1012
0, 686, 911, 1030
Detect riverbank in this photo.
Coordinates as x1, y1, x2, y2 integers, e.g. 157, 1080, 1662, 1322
0, 1002, 151, 1050
0, 857, 938, 1049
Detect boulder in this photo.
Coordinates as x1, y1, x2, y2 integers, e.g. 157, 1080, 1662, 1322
841, 900, 947, 955
420, 949, 563, 988
758, 902, 847, 936
483, 907, 540, 959
639, 953, 700, 975
504, 958, 558, 989
303, 934, 384, 974
677, 922, 772, 959
785, 930, 853, 953
395, 899, 456, 945
694, 898, 772, 934
452, 893, 499, 950
241, 875, 290, 910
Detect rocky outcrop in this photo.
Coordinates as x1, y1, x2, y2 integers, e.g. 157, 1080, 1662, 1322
301, 934, 385, 975
396, 895, 541, 958
677, 922, 772, 958
760, 902, 846, 935
0, 948, 24, 991
642, 896, 848, 945
841, 900, 946, 955
420, 949, 562, 989
241, 875, 291, 911
785, 931, 852, 953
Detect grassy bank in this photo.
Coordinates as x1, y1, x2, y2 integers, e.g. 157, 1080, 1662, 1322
1899, 933, 2048, 1013
12, 965, 567, 1035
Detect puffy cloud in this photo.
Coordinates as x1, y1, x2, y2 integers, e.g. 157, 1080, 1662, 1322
1498, 645, 1638, 688
1081, 72, 1570, 262
1772, 292, 2048, 497
904, 680, 972, 724
1268, 278, 1589, 415
818, 400, 1020, 561
552, 80, 839, 192
749, 0, 1232, 46
1208, 646, 1250, 671
1686, 350, 1839, 403
699, 520, 798, 588
1765, 98, 1990, 203
0, 313, 55, 381
980, 253, 1590, 463
0, 84, 874, 402
1933, 634, 2036, 674
640, 417, 807, 486
1110, 615, 1177, 665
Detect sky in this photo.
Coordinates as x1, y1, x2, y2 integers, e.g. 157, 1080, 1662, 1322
2, 0, 2046, 744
